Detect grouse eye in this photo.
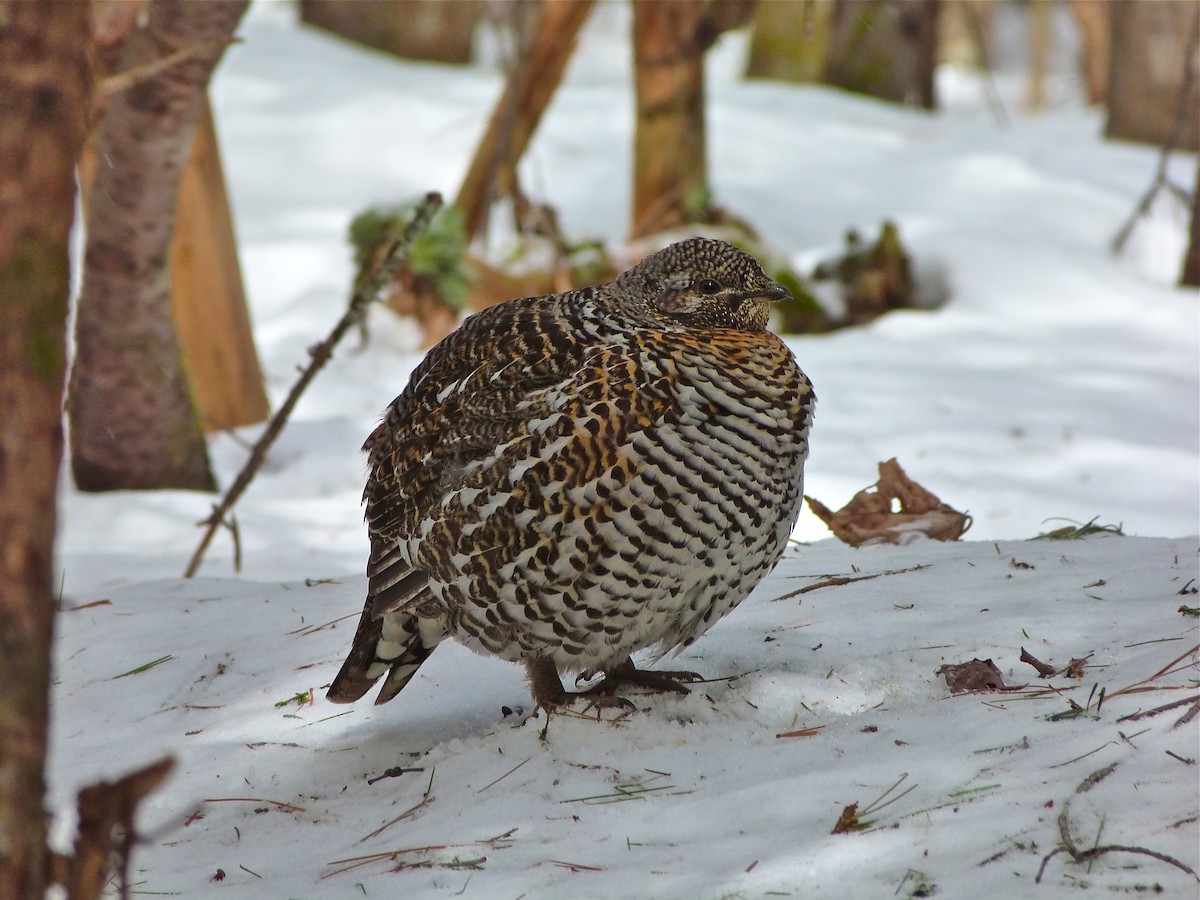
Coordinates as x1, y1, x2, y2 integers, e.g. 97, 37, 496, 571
697, 278, 721, 295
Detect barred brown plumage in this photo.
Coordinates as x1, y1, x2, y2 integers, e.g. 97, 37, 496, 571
326, 237, 815, 712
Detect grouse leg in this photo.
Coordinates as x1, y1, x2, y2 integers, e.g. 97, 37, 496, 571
524, 655, 569, 710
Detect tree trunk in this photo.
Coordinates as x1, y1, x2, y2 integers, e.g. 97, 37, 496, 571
822, 0, 940, 110
939, 0, 993, 71
1069, 0, 1110, 106
631, 0, 716, 238
746, 0, 833, 84
1025, 0, 1052, 112
300, 0, 483, 64
1105, 0, 1200, 151
69, 0, 249, 492
1183, 160, 1200, 289
0, 2, 91, 897
454, 0, 595, 240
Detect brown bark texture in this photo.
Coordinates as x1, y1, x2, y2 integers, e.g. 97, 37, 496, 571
822, 0, 940, 110
68, 0, 249, 492
631, 0, 721, 238
454, 0, 595, 239
301, 0, 482, 64
1105, 0, 1200, 151
0, 2, 91, 898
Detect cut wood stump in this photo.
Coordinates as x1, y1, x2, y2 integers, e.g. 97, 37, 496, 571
171, 95, 270, 432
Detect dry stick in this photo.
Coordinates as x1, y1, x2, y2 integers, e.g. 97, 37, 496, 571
1111, 3, 1200, 254
202, 797, 307, 812
47, 757, 176, 899
1173, 695, 1200, 729
1113, 694, 1200, 725
95, 36, 242, 106
770, 564, 927, 602
357, 797, 433, 844
1019, 647, 1056, 678
1106, 642, 1200, 701
184, 192, 444, 578
1036, 764, 1200, 884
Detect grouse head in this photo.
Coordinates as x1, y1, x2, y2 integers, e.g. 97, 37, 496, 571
612, 237, 792, 331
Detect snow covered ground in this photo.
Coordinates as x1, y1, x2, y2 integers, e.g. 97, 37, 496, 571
50, 4, 1197, 898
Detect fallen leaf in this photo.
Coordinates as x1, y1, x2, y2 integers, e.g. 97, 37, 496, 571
806, 459, 970, 547
831, 802, 866, 834
937, 658, 1005, 693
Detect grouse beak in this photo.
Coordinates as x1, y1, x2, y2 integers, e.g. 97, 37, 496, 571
756, 281, 793, 304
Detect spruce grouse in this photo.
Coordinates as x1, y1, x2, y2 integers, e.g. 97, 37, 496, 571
327, 237, 815, 711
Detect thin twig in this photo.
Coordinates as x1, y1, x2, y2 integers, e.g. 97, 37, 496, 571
1173, 695, 1200, 729
288, 611, 360, 636
356, 797, 432, 844
771, 564, 927, 602
95, 36, 242, 105
476, 757, 532, 794
1106, 643, 1199, 701
184, 193, 443, 577
1114, 692, 1200, 723
201, 797, 306, 812
1036, 763, 1200, 884
365, 766, 424, 787
776, 724, 827, 739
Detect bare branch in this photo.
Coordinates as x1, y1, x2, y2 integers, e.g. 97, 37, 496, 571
94, 36, 241, 107
1036, 762, 1199, 884
184, 192, 444, 578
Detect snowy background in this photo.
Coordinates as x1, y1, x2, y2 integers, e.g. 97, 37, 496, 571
51, 4, 1197, 898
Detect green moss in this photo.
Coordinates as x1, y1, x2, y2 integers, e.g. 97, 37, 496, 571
0, 233, 71, 381
349, 201, 471, 311
773, 267, 822, 316
564, 239, 612, 288
683, 185, 715, 221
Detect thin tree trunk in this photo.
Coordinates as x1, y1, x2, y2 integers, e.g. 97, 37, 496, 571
631, 0, 713, 238
0, 2, 91, 897
1069, 0, 1109, 106
69, 0, 248, 492
454, 0, 595, 239
1025, 0, 1052, 112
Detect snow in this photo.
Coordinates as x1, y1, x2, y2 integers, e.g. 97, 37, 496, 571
50, 4, 1197, 898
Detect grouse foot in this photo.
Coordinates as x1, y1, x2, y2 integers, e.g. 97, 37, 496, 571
524, 656, 702, 712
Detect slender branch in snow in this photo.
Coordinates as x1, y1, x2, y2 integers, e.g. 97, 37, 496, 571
1036, 763, 1200, 884
183, 192, 444, 578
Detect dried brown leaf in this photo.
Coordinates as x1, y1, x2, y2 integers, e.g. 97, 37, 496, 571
937, 658, 1006, 693
806, 458, 970, 547
831, 802, 864, 834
